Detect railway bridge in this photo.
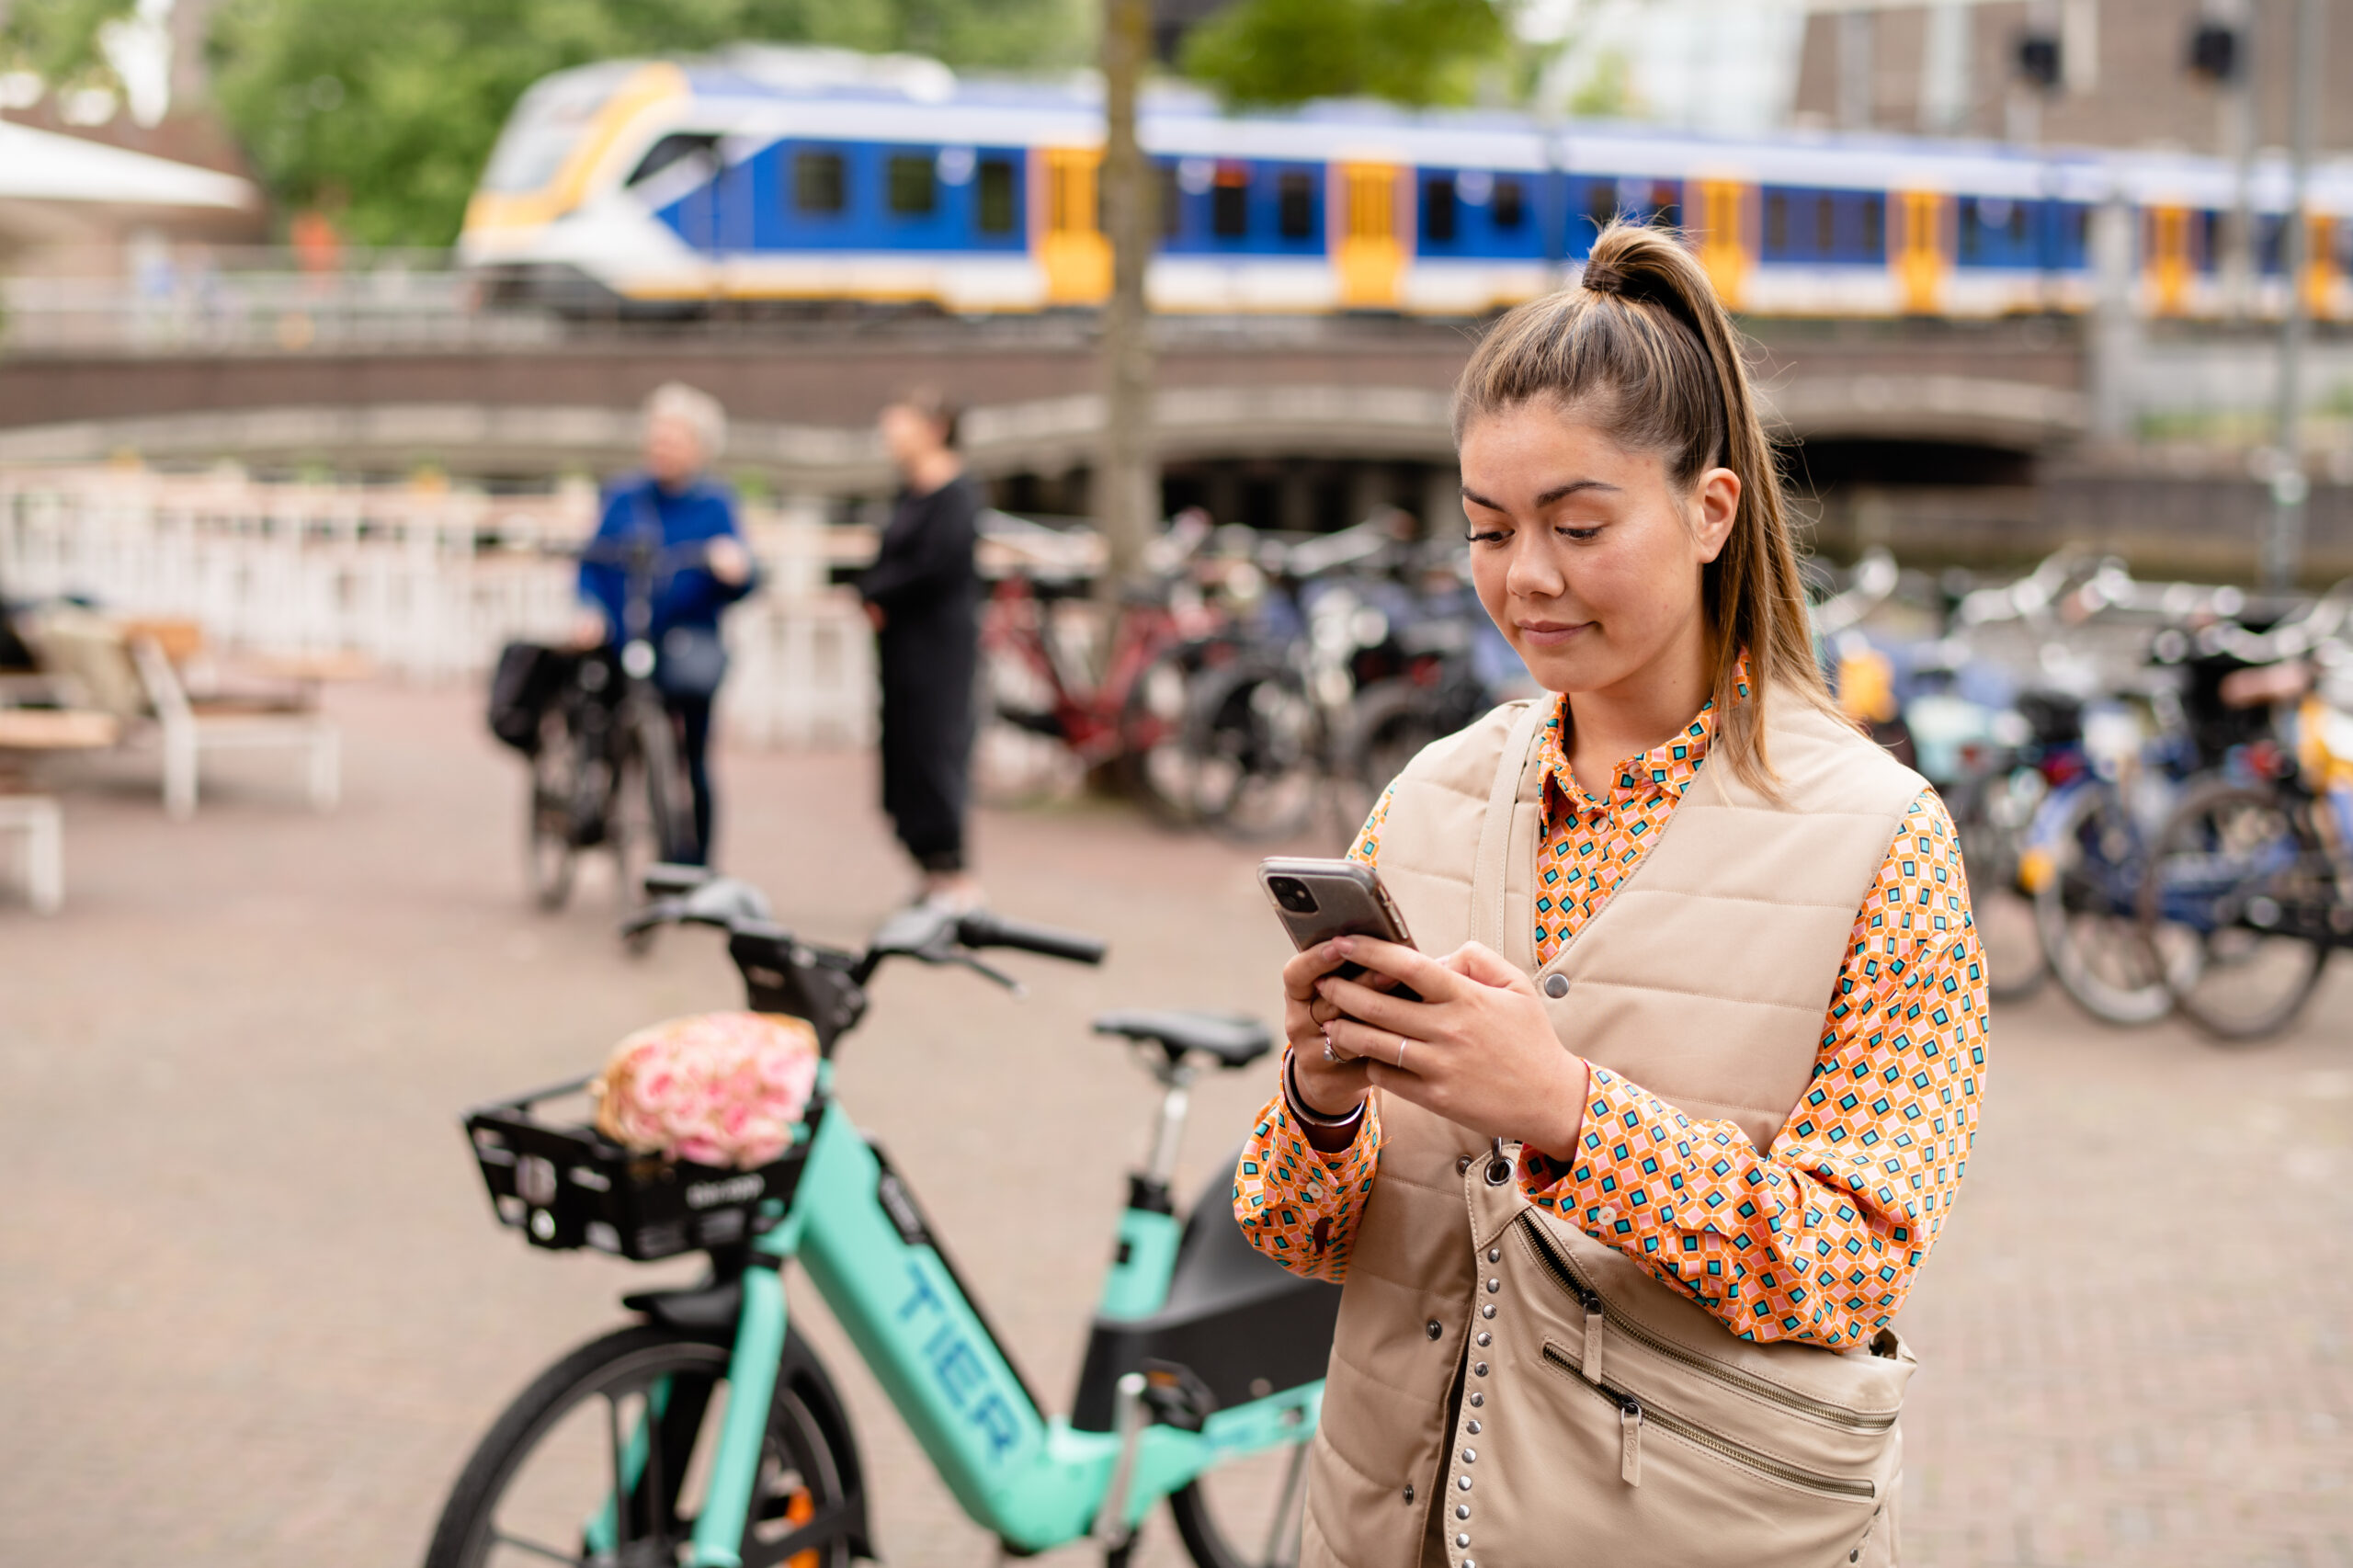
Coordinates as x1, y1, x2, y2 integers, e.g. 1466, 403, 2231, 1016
0, 312, 2086, 533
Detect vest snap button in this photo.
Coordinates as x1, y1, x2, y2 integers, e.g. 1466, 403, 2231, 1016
1473, 1361, 1488, 1376
1467, 1420, 1482, 1435
1542, 973, 1570, 998
1476, 1332, 1491, 1346
1458, 1475, 1472, 1491
1468, 1392, 1484, 1407
1403, 1483, 1415, 1503
1487, 1247, 1500, 1263
1456, 1534, 1471, 1549
1457, 1154, 1472, 1174
1485, 1278, 1500, 1292
1427, 1319, 1443, 1340
1482, 1303, 1495, 1319
1456, 1504, 1471, 1520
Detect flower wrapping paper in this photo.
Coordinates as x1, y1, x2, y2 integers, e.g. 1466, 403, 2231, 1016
593, 1011, 820, 1169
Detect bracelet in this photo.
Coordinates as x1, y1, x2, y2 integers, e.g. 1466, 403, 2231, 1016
1284, 1050, 1367, 1131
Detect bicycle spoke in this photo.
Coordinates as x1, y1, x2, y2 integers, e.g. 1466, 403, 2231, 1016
488, 1530, 589, 1567
607, 1392, 631, 1553
1263, 1441, 1311, 1568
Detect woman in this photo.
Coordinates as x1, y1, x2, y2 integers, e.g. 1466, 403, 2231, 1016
576, 381, 755, 866
859, 388, 983, 909
1235, 223, 1988, 1567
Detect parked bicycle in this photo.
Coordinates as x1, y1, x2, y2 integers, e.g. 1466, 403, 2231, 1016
429, 868, 1338, 1568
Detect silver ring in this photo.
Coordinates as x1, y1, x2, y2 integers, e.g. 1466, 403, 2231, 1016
1394, 1033, 1407, 1070
1323, 1038, 1336, 1062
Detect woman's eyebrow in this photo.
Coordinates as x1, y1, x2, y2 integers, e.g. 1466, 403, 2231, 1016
1459, 478, 1620, 513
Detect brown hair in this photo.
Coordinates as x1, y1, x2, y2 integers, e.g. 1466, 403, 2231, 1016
1452, 220, 1829, 792
892, 385, 962, 450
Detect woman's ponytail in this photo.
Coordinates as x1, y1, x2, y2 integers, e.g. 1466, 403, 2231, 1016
1455, 221, 1828, 791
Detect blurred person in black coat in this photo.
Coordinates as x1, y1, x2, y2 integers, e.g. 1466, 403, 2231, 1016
860, 389, 983, 909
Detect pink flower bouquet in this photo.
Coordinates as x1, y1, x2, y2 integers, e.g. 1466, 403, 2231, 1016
592, 1011, 821, 1170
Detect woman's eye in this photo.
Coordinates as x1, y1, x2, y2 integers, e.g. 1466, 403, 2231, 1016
1464, 528, 1509, 546
1556, 524, 1603, 542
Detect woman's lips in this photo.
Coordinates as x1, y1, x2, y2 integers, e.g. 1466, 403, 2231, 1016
1516, 620, 1589, 648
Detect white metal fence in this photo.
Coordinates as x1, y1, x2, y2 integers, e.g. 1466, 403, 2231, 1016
0, 468, 878, 748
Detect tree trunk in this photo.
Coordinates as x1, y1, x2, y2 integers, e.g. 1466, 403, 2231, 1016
1097, 0, 1155, 601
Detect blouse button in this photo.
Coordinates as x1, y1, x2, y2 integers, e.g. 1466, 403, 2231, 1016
1543, 973, 1570, 999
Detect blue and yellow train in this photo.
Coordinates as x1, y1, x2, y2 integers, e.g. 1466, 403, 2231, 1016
460, 45, 2353, 323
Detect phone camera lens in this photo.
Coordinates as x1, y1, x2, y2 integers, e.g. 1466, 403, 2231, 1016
1268, 876, 1319, 915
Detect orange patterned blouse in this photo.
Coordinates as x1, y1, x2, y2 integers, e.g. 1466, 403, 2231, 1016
1233, 676, 1990, 1348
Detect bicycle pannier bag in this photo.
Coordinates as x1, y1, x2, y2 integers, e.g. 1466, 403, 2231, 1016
488, 641, 564, 753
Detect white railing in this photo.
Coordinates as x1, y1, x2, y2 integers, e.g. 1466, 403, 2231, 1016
0, 467, 878, 749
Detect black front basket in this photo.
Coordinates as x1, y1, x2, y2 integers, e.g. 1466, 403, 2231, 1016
464, 1076, 816, 1262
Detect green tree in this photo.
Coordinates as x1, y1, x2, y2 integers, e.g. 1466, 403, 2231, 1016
1178, 0, 1510, 109
203, 0, 1094, 244
2, 0, 137, 89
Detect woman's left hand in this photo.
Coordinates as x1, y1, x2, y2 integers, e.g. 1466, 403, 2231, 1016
706, 536, 752, 587
1318, 937, 1589, 1161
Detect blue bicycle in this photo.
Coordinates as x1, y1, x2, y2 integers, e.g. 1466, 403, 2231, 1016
427, 870, 1337, 1568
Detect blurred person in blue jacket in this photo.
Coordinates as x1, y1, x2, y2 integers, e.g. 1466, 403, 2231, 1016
574, 382, 756, 866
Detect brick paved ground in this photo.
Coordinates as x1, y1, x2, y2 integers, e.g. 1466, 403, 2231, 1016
2, 681, 2348, 1568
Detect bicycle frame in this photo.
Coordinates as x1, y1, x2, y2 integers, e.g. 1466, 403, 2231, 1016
651, 1097, 1320, 1566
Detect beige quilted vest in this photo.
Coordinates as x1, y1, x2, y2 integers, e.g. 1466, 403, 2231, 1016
1302, 693, 1928, 1568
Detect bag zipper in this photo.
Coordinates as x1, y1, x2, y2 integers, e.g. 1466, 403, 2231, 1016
1540, 1345, 1878, 1500
1516, 1215, 1897, 1434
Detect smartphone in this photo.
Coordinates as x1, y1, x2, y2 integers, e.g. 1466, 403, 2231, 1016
1259, 858, 1420, 999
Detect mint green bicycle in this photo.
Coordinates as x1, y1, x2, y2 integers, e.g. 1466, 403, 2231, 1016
428, 870, 1338, 1568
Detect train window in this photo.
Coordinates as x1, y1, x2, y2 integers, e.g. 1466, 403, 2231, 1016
794, 150, 846, 215
977, 156, 1017, 234
1424, 176, 1458, 243
1860, 194, 1884, 257
628, 132, 718, 187
1492, 177, 1525, 231
1212, 165, 1250, 239
1650, 182, 1679, 230
887, 153, 937, 217
1813, 195, 1834, 255
2010, 201, 2029, 244
1958, 197, 1981, 261
1157, 164, 1184, 239
1765, 190, 1789, 254
1586, 181, 1616, 237
1278, 171, 1315, 240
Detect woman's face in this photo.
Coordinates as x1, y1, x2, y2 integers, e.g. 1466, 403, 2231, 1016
879, 403, 942, 472
644, 415, 704, 488
1457, 401, 1739, 698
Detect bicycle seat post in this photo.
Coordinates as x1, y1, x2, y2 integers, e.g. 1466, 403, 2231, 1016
1141, 1052, 1196, 1196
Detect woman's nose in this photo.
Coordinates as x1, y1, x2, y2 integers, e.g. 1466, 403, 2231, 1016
1506, 541, 1564, 599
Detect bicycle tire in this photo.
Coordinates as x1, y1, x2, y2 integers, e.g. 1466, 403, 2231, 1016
526, 708, 578, 914
1167, 1436, 1313, 1568
1117, 646, 1207, 828
423, 1324, 859, 1568
2135, 778, 2331, 1043
2031, 781, 2188, 1026
1187, 664, 1324, 845
634, 702, 698, 868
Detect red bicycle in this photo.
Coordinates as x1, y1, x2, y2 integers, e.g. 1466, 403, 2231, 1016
973, 569, 1233, 824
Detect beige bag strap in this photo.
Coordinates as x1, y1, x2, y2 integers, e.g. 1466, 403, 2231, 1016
1471, 699, 1550, 955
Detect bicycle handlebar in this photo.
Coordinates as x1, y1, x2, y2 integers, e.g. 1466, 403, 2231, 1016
954, 911, 1108, 966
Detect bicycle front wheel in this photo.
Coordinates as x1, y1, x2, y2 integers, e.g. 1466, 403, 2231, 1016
424, 1324, 860, 1568
2032, 781, 2188, 1026
2137, 779, 2332, 1043
1169, 1433, 1313, 1568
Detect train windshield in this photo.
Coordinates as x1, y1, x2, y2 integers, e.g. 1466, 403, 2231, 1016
482, 63, 638, 193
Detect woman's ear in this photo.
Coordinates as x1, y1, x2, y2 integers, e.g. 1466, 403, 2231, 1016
1692, 467, 1741, 564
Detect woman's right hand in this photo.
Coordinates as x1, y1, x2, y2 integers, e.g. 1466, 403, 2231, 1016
1283, 940, 1373, 1125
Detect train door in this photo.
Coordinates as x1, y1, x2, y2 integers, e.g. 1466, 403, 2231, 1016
1893, 189, 1949, 314
2144, 205, 2192, 316
1335, 162, 1403, 310
1694, 178, 1752, 311
2302, 214, 2337, 320
1038, 146, 1110, 305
